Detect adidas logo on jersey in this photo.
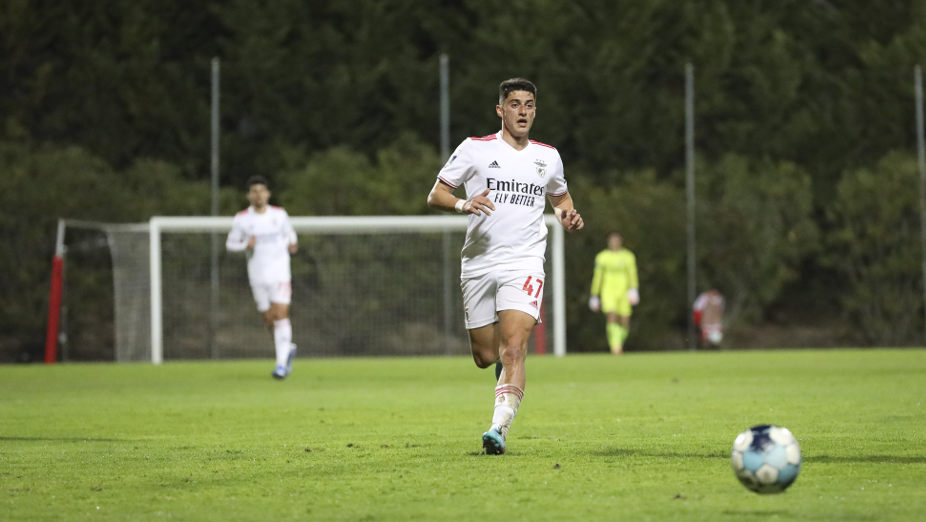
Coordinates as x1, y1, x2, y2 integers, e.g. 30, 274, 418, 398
488, 160, 501, 168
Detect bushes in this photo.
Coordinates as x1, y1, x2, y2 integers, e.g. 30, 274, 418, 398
825, 152, 924, 345
0, 142, 238, 361
4, 138, 926, 360
567, 155, 819, 351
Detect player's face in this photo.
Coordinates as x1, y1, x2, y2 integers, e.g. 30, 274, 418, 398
496, 90, 536, 139
608, 234, 623, 250
247, 184, 270, 209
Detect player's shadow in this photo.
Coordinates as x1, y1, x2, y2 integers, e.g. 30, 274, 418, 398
0, 436, 133, 443
591, 447, 728, 459
591, 448, 926, 464
721, 510, 792, 518
805, 454, 926, 464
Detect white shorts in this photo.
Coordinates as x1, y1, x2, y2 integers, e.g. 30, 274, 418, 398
250, 280, 292, 312
460, 270, 544, 329
701, 324, 723, 344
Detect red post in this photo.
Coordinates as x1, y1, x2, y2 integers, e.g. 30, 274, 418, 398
44, 255, 64, 364
533, 301, 547, 355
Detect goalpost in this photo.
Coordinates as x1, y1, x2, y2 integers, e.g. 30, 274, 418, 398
49, 215, 567, 363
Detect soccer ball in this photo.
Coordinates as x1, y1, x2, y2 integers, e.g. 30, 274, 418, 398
730, 424, 801, 494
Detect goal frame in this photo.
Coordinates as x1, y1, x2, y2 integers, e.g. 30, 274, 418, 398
148, 214, 567, 364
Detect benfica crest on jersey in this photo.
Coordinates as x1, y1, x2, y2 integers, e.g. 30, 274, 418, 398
534, 159, 547, 177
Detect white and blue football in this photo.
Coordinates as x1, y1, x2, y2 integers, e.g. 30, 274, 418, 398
731, 424, 801, 494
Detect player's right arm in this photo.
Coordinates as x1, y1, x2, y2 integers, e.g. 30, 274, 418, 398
427, 181, 493, 215
225, 215, 250, 252
427, 139, 494, 215
692, 293, 706, 326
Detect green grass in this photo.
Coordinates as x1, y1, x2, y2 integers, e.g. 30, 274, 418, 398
1, 349, 925, 521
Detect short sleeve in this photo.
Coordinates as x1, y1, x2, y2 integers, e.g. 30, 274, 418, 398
546, 152, 568, 197
436, 139, 474, 189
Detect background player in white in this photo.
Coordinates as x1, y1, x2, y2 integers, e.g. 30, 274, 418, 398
693, 289, 725, 348
427, 78, 584, 455
226, 175, 298, 379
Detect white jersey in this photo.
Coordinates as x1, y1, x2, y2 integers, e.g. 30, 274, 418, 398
226, 206, 297, 284
693, 291, 725, 327
438, 131, 568, 277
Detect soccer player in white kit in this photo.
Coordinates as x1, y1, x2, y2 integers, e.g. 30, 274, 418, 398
693, 289, 725, 348
226, 176, 298, 379
427, 78, 584, 454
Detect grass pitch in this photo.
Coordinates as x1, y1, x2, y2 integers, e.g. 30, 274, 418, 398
2, 349, 925, 521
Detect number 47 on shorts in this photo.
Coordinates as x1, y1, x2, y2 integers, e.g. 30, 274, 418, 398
522, 276, 543, 298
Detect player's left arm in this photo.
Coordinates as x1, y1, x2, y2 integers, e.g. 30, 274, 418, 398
548, 192, 584, 232
627, 251, 640, 305
546, 153, 582, 232
282, 209, 298, 254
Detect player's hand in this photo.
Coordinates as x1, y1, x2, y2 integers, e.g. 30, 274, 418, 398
289, 243, 298, 254
588, 295, 601, 312
559, 208, 584, 232
247, 236, 257, 249
462, 188, 495, 216
628, 288, 640, 306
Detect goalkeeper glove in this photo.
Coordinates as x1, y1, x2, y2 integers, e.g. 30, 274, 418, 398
627, 288, 640, 306
588, 295, 601, 312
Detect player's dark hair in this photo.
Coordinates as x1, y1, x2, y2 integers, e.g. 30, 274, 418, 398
498, 78, 537, 104
246, 175, 269, 189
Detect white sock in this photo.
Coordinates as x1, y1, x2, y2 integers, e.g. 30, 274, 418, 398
273, 319, 292, 367
491, 384, 524, 440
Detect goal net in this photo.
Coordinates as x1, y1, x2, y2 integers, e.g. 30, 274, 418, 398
52, 215, 566, 363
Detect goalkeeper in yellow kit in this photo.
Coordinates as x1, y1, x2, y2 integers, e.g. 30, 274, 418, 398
589, 232, 639, 354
